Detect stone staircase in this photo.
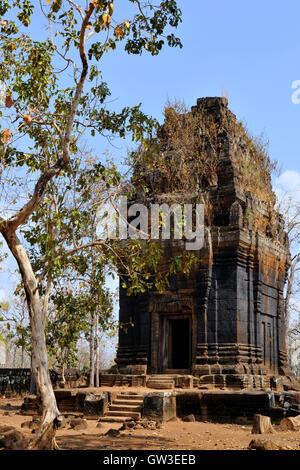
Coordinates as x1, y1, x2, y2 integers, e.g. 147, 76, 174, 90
146, 375, 175, 389
98, 392, 143, 423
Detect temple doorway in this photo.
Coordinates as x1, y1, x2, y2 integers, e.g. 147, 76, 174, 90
260, 316, 276, 372
160, 314, 191, 373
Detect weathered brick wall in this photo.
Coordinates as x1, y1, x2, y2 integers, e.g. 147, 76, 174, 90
0, 368, 58, 396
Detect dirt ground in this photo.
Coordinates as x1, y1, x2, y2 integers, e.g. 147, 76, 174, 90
1, 395, 300, 451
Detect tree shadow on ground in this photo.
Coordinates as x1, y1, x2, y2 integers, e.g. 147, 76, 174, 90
56, 432, 173, 450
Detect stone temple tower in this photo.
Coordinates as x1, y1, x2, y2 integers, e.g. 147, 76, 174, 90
116, 97, 293, 390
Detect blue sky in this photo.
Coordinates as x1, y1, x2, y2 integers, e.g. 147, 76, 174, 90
1, 0, 300, 309
92, 0, 300, 175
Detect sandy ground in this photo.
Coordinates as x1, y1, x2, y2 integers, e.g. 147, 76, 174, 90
1, 396, 300, 451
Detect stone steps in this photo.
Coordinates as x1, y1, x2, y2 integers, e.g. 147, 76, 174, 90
98, 393, 143, 423
109, 404, 141, 412
146, 375, 175, 389
147, 381, 175, 389
106, 410, 141, 418
113, 399, 143, 406
117, 394, 143, 400
148, 376, 176, 379
98, 416, 132, 423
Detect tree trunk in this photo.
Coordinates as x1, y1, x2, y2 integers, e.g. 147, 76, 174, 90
61, 357, 66, 385
252, 414, 275, 434
13, 346, 16, 368
95, 312, 99, 387
2, 230, 60, 449
29, 354, 37, 394
21, 346, 24, 368
89, 312, 95, 387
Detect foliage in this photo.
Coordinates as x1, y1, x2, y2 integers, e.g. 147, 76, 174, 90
130, 99, 221, 195
46, 290, 93, 369
0, 296, 31, 366
235, 125, 278, 205
0, 2, 185, 405
0, 1, 184, 296
130, 99, 278, 211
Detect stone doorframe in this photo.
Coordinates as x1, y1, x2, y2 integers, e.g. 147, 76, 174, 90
148, 293, 197, 374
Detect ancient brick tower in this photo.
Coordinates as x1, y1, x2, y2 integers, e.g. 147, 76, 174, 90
116, 97, 292, 389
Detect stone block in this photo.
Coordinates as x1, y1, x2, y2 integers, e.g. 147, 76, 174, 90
125, 365, 147, 375
214, 375, 226, 387
175, 375, 193, 389
83, 392, 108, 419
258, 366, 267, 376
143, 392, 176, 421
192, 365, 210, 377
222, 364, 244, 375
280, 415, 300, 431
210, 365, 221, 375
199, 375, 214, 385
176, 392, 203, 418
131, 375, 147, 387
182, 414, 196, 422
225, 374, 246, 388
54, 389, 77, 399
243, 364, 251, 374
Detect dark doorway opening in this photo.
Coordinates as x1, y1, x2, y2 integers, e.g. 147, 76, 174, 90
169, 318, 190, 369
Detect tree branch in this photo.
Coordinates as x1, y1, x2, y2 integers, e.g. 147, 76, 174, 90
61, 3, 95, 164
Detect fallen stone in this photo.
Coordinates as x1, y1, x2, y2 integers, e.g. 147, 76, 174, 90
105, 428, 120, 437
120, 418, 162, 431
56, 415, 67, 429
182, 414, 196, 422
248, 439, 282, 451
73, 423, 88, 431
21, 420, 39, 431
0, 424, 15, 434
0, 429, 29, 450
69, 418, 88, 431
280, 415, 300, 431
120, 421, 135, 430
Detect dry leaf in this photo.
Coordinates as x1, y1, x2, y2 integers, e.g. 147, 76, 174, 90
114, 26, 124, 39
108, 2, 114, 16
23, 113, 33, 124
1, 128, 11, 144
91, 0, 103, 7
5, 95, 13, 108
102, 13, 111, 27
